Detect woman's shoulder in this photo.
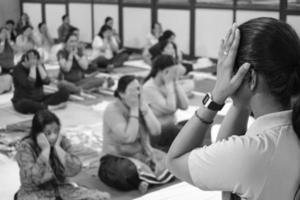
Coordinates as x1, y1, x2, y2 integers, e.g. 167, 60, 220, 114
17, 138, 36, 151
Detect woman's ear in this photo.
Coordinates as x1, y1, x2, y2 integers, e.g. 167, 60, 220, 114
249, 69, 257, 91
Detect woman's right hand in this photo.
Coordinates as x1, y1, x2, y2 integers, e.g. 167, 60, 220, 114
163, 67, 176, 84
127, 91, 139, 110
37, 133, 50, 150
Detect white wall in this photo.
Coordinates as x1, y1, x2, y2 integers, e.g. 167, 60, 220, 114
93, 4, 119, 37
158, 9, 190, 54
69, 3, 92, 42
195, 9, 233, 58
287, 15, 300, 37
236, 10, 278, 24
123, 7, 151, 48
0, 0, 20, 26
23, 3, 42, 31
45, 4, 66, 39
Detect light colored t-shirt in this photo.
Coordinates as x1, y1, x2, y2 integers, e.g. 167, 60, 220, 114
188, 110, 300, 200
102, 99, 151, 157
92, 35, 117, 60
145, 33, 158, 48
143, 78, 177, 129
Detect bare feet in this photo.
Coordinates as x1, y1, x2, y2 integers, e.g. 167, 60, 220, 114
138, 181, 149, 194
96, 191, 111, 200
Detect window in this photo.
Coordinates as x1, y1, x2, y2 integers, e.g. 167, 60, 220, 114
288, 0, 300, 10
237, 0, 279, 9
158, 0, 190, 5
123, 0, 151, 4
196, 0, 233, 8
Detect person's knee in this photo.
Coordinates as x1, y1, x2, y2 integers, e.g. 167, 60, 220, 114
58, 88, 70, 102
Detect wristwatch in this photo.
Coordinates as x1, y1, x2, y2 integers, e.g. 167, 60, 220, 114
202, 93, 224, 111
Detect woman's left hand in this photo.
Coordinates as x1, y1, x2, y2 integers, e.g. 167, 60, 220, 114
212, 23, 251, 105
54, 133, 63, 148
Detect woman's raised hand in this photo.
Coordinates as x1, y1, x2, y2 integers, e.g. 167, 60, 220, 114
37, 133, 50, 150
212, 23, 251, 105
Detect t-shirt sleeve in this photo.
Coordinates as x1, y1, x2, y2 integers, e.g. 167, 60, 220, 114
92, 36, 104, 50
188, 135, 271, 198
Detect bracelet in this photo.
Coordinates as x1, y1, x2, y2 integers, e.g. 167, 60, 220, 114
129, 115, 139, 120
194, 110, 213, 125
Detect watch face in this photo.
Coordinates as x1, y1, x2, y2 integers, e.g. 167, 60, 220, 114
202, 94, 210, 104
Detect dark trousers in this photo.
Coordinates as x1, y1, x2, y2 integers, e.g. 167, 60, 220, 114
150, 120, 187, 152
13, 89, 69, 114
90, 51, 130, 70
57, 76, 106, 94
98, 155, 141, 191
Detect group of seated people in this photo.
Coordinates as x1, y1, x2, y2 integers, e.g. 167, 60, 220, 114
1, 12, 193, 200
2, 14, 300, 200
13, 54, 189, 199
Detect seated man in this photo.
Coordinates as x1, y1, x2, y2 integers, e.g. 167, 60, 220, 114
12, 49, 69, 114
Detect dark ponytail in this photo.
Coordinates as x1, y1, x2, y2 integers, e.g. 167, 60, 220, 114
237, 17, 300, 140
144, 54, 176, 83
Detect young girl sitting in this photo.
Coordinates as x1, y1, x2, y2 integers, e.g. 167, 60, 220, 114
15, 110, 110, 200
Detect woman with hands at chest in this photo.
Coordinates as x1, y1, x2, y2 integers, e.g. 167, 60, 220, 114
99, 75, 173, 194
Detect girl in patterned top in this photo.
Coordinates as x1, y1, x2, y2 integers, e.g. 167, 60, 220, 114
15, 110, 110, 200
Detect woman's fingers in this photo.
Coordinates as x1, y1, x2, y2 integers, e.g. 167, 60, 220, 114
223, 24, 237, 57
231, 63, 251, 90
228, 28, 240, 58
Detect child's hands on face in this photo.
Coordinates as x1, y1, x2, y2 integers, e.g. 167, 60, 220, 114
37, 133, 50, 150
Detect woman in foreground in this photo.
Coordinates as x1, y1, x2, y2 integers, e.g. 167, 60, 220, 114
167, 17, 300, 200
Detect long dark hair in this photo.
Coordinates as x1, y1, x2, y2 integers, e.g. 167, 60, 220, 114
28, 110, 61, 145
144, 54, 177, 83
25, 110, 65, 183
236, 17, 300, 139
159, 30, 175, 43
114, 75, 136, 99
105, 16, 113, 25
149, 40, 169, 60
98, 25, 112, 38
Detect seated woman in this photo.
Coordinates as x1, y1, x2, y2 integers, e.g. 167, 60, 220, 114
33, 22, 54, 62
15, 109, 110, 200
104, 17, 121, 46
143, 55, 189, 151
6, 20, 17, 43
99, 75, 173, 193
167, 18, 300, 200
16, 13, 32, 35
57, 33, 109, 95
15, 25, 36, 61
90, 25, 128, 72
0, 27, 15, 74
148, 30, 193, 74
12, 49, 69, 114
146, 22, 163, 48
142, 22, 163, 64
